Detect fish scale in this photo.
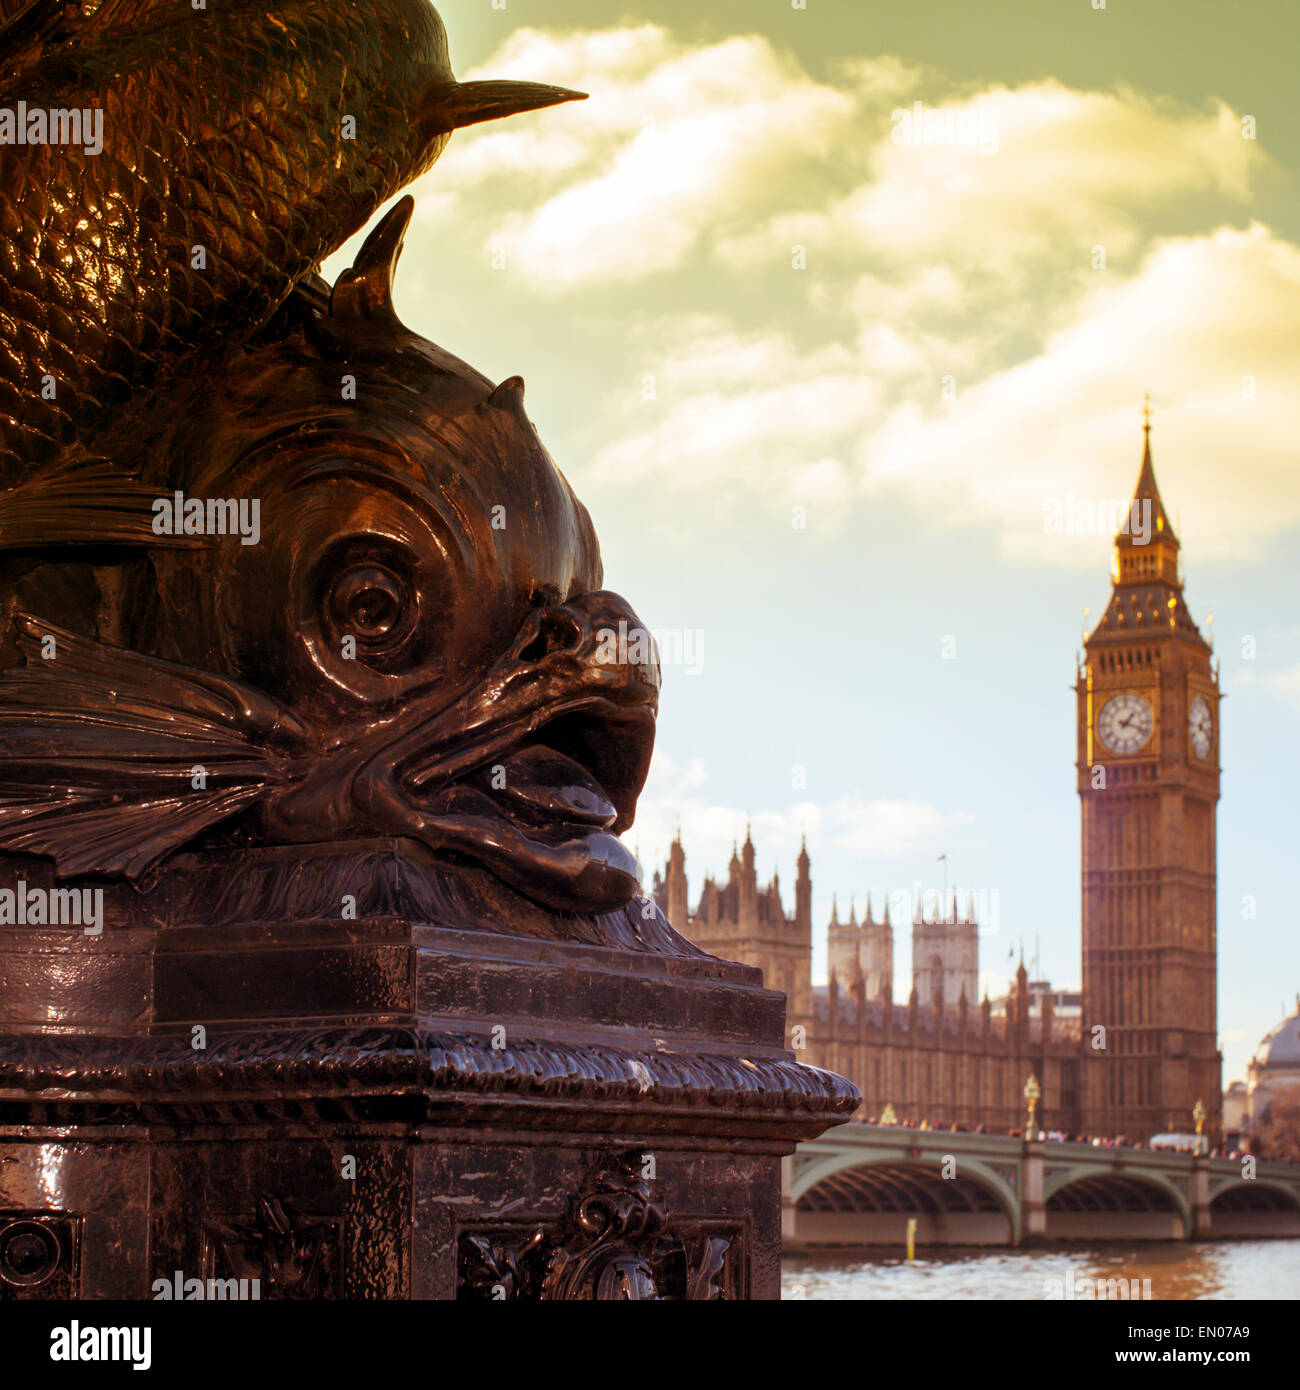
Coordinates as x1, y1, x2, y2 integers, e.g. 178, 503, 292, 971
0, 0, 582, 484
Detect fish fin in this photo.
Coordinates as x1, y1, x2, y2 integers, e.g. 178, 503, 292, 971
331, 197, 414, 325
482, 376, 527, 418
0, 613, 307, 880
0, 789, 268, 881
0, 462, 208, 551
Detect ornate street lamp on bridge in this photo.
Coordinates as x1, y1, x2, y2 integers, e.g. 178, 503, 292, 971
1024, 1073, 1041, 1139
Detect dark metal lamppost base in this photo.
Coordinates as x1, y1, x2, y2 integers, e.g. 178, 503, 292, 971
0, 842, 856, 1300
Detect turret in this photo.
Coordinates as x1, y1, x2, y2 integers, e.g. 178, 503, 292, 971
738, 825, 757, 923
665, 831, 688, 930
795, 837, 812, 932
913, 886, 979, 1010
1013, 956, 1030, 1032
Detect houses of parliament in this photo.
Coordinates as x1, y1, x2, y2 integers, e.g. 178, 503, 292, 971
654, 418, 1223, 1142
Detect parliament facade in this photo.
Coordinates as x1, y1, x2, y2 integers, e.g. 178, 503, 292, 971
655, 420, 1223, 1142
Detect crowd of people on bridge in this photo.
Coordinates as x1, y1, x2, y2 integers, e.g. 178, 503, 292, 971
863, 1114, 1295, 1163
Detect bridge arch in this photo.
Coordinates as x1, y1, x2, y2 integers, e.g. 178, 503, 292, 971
791, 1148, 1021, 1248
1044, 1167, 1190, 1239
1208, 1174, 1300, 1208
1208, 1178, 1300, 1237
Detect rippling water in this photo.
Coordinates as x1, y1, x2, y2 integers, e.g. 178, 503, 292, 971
783, 1239, 1300, 1299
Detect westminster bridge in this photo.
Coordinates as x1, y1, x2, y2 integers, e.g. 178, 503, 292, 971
784, 1123, 1300, 1247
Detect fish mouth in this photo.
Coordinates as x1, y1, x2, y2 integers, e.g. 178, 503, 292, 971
415, 701, 655, 833
354, 592, 660, 914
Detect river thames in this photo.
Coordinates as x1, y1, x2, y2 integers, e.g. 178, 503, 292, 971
783, 1239, 1300, 1299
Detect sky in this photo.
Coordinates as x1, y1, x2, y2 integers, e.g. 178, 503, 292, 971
325, 1, 1300, 1085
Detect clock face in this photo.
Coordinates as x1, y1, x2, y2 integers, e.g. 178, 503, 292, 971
1189, 695, 1213, 759
1097, 692, 1153, 754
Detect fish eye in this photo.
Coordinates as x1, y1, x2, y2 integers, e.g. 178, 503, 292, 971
281, 484, 467, 701
331, 564, 408, 640
320, 552, 419, 667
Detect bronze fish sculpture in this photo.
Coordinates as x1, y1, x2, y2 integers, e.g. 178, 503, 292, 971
0, 0, 582, 481
0, 200, 661, 913
0, 6, 661, 915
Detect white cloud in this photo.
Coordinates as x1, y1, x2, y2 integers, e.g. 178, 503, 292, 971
591, 325, 875, 507
828, 793, 975, 858
625, 749, 819, 884
588, 222, 1300, 558
718, 83, 1258, 275
626, 752, 968, 887
861, 224, 1300, 564
336, 24, 1296, 565
452, 36, 1263, 295
444, 27, 856, 288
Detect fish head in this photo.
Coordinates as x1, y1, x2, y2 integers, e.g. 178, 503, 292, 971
146, 200, 659, 913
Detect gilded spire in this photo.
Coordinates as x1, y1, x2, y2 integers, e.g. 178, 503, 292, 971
1087, 397, 1208, 647
1116, 393, 1177, 559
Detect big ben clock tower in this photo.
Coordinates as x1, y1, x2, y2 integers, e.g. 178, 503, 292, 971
1077, 401, 1221, 1141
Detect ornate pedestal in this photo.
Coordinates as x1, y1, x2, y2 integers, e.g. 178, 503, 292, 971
0, 843, 855, 1300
